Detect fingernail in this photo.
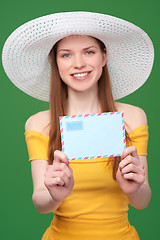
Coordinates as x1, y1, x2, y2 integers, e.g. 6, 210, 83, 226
57, 177, 60, 182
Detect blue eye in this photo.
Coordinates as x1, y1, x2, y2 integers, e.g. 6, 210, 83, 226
63, 53, 70, 58
86, 51, 94, 55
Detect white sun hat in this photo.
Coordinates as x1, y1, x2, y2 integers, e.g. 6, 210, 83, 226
2, 11, 154, 101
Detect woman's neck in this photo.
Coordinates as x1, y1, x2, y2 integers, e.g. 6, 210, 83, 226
67, 86, 101, 116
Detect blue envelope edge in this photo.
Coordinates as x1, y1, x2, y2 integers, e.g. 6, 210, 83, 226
59, 112, 126, 161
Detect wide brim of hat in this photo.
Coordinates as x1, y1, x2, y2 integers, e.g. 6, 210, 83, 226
2, 11, 154, 101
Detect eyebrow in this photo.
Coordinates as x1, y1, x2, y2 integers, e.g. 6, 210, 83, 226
57, 46, 98, 52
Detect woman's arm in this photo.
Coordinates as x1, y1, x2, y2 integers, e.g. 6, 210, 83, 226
31, 160, 62, 213
31, 160, 61, 213
127, 155, 151, 209
31, 153, 74, 213
25, 112, 74, 213
116, 103, 151, 209
117, 148, 151, 209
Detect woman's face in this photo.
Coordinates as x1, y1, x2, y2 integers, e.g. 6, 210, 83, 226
56, 35, 107, 93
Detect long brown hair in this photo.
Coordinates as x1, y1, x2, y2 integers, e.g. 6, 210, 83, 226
48, 36, 127, 179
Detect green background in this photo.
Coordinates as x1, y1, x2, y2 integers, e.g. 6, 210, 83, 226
1, 0, 159, 239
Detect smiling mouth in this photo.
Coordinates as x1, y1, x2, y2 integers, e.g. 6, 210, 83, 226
72, 72, 90, 77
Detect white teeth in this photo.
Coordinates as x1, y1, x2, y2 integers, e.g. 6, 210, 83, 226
73, 72, 89, 77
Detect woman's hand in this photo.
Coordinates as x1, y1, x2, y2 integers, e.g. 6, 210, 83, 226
44, 150, 74, 202
116, 146, 145, 197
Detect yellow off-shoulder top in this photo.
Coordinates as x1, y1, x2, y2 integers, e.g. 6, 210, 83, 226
24, 125, 149, 240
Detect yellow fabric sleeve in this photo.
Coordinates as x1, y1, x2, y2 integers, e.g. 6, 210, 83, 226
24, 130, 49, 161
127, 125, 149, 156
24, 125, 149, 161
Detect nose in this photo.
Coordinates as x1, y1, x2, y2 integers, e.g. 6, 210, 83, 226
73, 54, 86, 69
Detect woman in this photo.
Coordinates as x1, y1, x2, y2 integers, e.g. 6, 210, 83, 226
2, 11, 154, 240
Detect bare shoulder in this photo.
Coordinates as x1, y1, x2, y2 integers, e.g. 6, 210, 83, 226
25, 110, 50, 136
115, 102, 148, 133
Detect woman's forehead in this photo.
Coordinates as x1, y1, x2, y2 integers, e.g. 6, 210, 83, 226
56, 35, 99, 49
